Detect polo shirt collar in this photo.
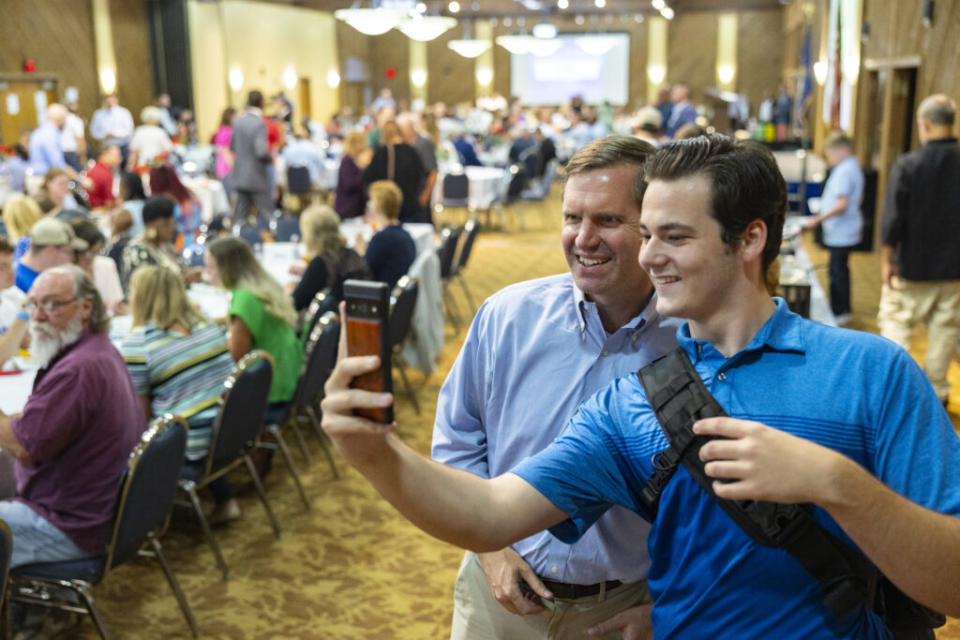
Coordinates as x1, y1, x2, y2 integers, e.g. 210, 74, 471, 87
572, 284, 659, 336
677, 297, 806, 361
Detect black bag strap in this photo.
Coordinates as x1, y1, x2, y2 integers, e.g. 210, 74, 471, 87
637, 348, 875, 618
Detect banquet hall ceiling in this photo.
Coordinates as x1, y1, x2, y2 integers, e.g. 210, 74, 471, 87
259, 0, 785, 18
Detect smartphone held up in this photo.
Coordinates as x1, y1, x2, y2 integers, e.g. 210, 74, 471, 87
343, 279, 394, 423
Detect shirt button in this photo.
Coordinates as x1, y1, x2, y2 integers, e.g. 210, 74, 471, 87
601, 350, 609, 357
551, 566, 559, 574
717, 372, 726, 381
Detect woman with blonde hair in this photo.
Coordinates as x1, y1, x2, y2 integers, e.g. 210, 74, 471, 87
290, 203, 369, 310
334, 130, 371, 219
204, 236, 302, 407
120, 265, 240, 522
2, 195, 43, 264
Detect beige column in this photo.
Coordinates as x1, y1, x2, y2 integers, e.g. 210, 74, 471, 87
91, 0, 117, 95
410, 39, 428, 104
475, 20, 494, 98
646, 17, 668, 104
716, 13, 737, 92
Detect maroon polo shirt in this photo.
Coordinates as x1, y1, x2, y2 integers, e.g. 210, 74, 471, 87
11, 329, 145, 554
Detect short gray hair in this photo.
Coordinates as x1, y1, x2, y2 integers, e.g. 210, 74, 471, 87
918, 94, 956, 126
46, 264, 110, 334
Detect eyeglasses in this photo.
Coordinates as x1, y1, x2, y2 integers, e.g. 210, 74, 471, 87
24, 297, 77, 316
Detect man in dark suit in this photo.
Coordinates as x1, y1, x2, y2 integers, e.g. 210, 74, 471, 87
230, 90, 273, 228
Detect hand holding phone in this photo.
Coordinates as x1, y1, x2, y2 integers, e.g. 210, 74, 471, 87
343, 280, 393, 423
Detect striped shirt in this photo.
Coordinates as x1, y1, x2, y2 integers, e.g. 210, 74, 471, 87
120, 322, 235, 460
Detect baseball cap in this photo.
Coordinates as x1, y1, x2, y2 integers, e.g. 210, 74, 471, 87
29, 218, 89, 251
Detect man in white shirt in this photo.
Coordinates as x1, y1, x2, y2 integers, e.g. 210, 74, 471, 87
89, 94, 134, 166
127, 106, 174, 170
60, 103, 87, 172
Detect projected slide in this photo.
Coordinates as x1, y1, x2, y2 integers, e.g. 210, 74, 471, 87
510, 34, 630, 106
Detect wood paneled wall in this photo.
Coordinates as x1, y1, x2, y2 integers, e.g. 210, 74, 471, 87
668, 12, 719, 103
426, 29, 478, 107
0, 0, 153, 131
369, 30, 412, 108
110, 0, 155, 123
737, 10, 785, 109
0, 0, 100, 117
862, 0, 960, 136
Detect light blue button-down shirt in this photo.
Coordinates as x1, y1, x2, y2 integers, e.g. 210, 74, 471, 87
432, 273, 681, 584
28, 122, 66, 176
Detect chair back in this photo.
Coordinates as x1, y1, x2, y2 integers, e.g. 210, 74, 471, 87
301, 287, 336, 342
287, 165, 312, 195
389, 276, 419, 350
235, 223, 264, 250
205, 351, 274, 475
290, 311, 339, 410
442, 173, 469, 205
271, 215, 301, 242
456, 219, 478, 271
541, 158, 558, 188
106, 415, 188, 570
438, 226, 462, 280
504, 165, 526, 205
520, 147, 540, 183
0, 520, 11, 605
182, 240, 206, 267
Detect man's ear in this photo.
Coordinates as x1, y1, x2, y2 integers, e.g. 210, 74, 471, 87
740, 219, 768, 264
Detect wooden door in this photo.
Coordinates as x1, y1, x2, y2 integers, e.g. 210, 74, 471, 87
0, 77, 58, 146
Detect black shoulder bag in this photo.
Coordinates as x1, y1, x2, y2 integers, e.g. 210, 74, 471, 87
636, 348, 944, 639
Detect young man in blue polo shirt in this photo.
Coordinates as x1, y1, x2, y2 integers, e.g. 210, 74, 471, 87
805, 131, 864, 324
321, 135, 960, 638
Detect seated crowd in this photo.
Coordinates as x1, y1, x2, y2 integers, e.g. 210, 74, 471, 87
2, 74, 957, 640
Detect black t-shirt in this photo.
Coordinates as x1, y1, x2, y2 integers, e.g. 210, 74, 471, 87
365, 225, 416, 290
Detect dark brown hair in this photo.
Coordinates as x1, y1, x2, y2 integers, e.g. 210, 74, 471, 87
644, 134, 786, 273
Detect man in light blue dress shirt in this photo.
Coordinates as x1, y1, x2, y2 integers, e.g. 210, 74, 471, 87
432, 136, 680, 639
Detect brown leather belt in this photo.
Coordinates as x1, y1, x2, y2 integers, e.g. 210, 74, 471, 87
538, 578, 623, 600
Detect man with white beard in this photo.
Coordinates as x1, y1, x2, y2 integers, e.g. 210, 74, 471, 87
0, 265, 143, 567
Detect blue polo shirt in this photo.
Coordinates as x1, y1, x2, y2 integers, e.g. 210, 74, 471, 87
15, 262, 39, 294
513, 299, 960, 639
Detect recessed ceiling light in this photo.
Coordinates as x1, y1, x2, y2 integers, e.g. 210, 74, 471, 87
448, 1, 460, 13
557, 0, 569, 8
595, 0, 606, 7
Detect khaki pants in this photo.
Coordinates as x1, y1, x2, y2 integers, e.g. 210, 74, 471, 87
878, 278, 960, 401
450, 551, 650, 640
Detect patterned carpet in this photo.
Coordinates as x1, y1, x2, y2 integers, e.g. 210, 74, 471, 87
52, 189, 957, 639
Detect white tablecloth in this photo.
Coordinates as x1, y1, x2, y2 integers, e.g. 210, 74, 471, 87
181, 176, 230, 223
434, 165, 506, 210
0, 369, 37, 415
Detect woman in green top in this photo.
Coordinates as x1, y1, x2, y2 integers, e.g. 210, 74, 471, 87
204, 236, 303, 406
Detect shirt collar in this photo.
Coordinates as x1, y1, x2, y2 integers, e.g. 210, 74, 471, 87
677, 297, 806, 360
572, 284, 659, 335
925, 137, 958, 147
